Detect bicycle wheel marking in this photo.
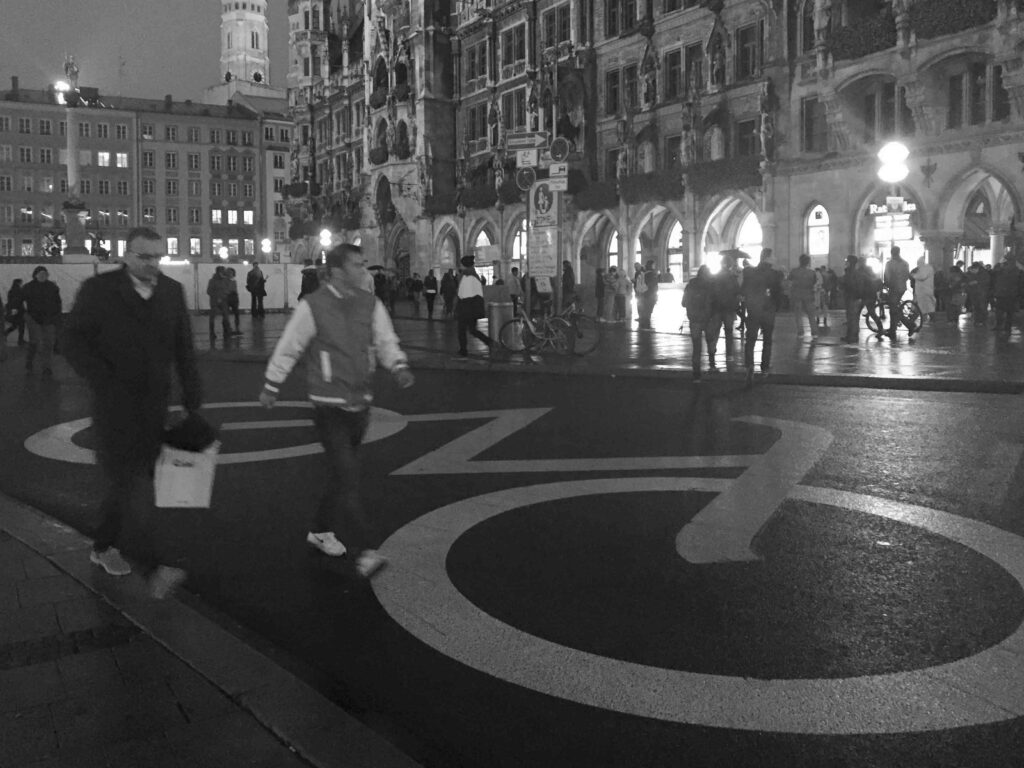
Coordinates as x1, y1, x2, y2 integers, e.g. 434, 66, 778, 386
373, 478, 1024, 734
23, 402, 409, 465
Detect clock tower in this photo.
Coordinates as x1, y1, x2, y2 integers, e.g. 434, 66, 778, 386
220, 0, 271, 86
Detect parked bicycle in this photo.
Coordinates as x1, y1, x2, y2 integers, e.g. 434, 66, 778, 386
498, 299, 601, 356
863, 287, 923, 336
557, 299, 601, 355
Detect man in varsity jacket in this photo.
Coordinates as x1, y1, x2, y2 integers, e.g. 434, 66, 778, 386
259, 243, 414, 578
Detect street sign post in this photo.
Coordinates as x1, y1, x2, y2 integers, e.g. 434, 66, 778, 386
529, 181, 560, 229
516, 149, 539, 168
547, 177, 568, 192
548, 162, 568, 177
506, 131, 550, 150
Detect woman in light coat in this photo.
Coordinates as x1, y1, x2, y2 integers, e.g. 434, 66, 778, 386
911, 256, 936, 320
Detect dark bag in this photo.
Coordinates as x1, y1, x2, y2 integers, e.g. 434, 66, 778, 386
459, 295, 485, 320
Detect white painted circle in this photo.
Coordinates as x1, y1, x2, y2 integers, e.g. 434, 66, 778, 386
23, 401, 409, 465
372, 478, 1024, 734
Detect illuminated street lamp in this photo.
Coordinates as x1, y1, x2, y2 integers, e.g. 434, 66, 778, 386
260, 237, 272, 258
56, 56, 91, 262
877, 141, 909, 185
219, 246, 230, 260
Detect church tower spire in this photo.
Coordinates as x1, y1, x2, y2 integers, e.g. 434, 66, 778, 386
220, 0, 272, 85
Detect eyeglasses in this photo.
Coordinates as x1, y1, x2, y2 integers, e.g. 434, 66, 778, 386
127, 250, 163, 261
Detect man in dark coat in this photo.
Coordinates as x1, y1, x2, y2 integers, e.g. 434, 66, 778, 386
246, 263, 267, 319
63, 227, 203, 597
21, 266, 62, 375
740, 248, 784, 385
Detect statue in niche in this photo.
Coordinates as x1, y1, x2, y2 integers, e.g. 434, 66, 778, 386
710, 38, 725, 87
386, 118, 396, 150
643, 68, 657, 107
616, 143, 629, 182
488, 95, 500, 147
679, 124, 696, 167
813, 0, 831, 46
758, 79, 777, 161
376, 14, 390, 51
290, 137, 301, 182
527, 80, 540, 131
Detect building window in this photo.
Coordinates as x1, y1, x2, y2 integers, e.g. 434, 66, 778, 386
188, 126, 201, 143
97, 123, 109, 139
18, 118, 31, 134
801, 97, 827, 152
116, 152, 128, 168
166, 125, 178, 141
226, 130, 238, 145
187, 180, 201, 197
19, 205, 33, 224
228, 210, 238, 224
117, 209, 129, 225
79, 179, 90, 194
211, 181, 222, 196
244, 239, 255, 256
0, 238, 13, 257
77, 122, 90, 138
501, 24, 527, 67
0, 176, 10, 192
684, 44, 703, 94
736, 22, 762, 81
243, 156, 254, 172
279, 128, 290, 142
228, 182, 238, 197
210, 129, 222, 143
265, 126, 275, 140
0, 145, 9, 162
666, 221, 686, 281
211, 209, 223, 224
39, 119, 52, 135
806, 204, 830, 257
116, 124, 128, 140
0, 117, 10, 132
211, 154, 222, 171
242, 131, 253, 146
143, 150, 155, 168
542, 5, 571, 47
606, 70, 620, 115
664, 50, 682, 100
39, 148, 52, 164
117, 180, 129, 196
243, 183, 253, 198
166, 179, 179, 196
273, 177, 284, 193
736, 119, 758, 157
188, 153, 201, 170
862, 81, 915, 143
189, 207, 201, 224
227, 156, 238, 172
190, 237, 201, 256
605, 0, 636, 37
167, 237, 179, 256
143, 178, 155, 195
624, 65, 639, 110
142, 123, 154, 140
98, 180, 110, 195
273, 153, 285, 169
19, 147, 32, 163
143, 207, 156, 223
165, 152, 178, 170
0, 205, 11, 224
167, 208, 179, 224
98, 151, 110, 166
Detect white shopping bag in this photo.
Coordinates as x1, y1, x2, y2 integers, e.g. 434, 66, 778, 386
153, 442, 220, 508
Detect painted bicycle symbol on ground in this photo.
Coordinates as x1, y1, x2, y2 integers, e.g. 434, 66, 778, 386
25, 407, 1024, 734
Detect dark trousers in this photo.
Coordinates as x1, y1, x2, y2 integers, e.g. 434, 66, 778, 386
250, 294, 265, 318
968, 290, 988, 325
312, 406, 372, 548
5, 313, 25, 343
864, 300, 885, 336
688, 318, 720, 375
613, 295, 626, 321
639, 293, 657, 328
994, 296, 1017, 331
25, 318, 56, 371
458, 317, 492, 354
208, 302, 231, 337
596, 295, 606, 319
844, 299, 863, 342
425, 293, 437, 317
744, 314, 776, 371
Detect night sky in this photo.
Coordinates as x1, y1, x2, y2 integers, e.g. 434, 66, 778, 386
0, 0, 289, 100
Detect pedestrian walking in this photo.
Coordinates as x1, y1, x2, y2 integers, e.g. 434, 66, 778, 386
409, 273, 424, 316
63, 227, 205, 598
246, 263, 267, 319
682, 265, 719, 381
633, 263, 645, 326
609, 266, 629, 322
259, 243, 413, 578
455, 256, 493, 357
507, 267, 523, 316
638, 260, 659, 330
562, 261, 577, 308
424, 269, 439, 318
815, 267, 830, 328
225, 268, 242, 334
740, 248, 783, 386
787, 254, 818, 337
595, 267, 606, 320
965, 262, 991, 327
840, 255, 868, 343
991, 253, 1023, 333
883, 246, 912, 338
21, 266, 62, 376
710, 255, 742, 352
4, 278, 26, 346
440, 268, 457, 318
910, 256, 936, 321
205, 266, 232, 340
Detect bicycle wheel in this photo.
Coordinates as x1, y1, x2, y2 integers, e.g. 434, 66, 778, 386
499, 318, 538, 353
900, 300, 923, 335
864, 304, 883, 334
546, 317, 572, 355
568, 314, 601, 356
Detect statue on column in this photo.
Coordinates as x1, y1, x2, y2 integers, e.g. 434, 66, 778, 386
813, 0, 831, 47
64, 56, 80, 90
758, 79, 777, 162
710, 37, 725, 88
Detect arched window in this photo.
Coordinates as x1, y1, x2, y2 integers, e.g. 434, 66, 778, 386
510, 218, 527, 274
439, 233, 459, 268
806, 204, 829, 258
666, 221, 686, 281
474, 229, 495, 283
736, 212, 763, 264
607, 230, 619, 269
475, 230, 493, 248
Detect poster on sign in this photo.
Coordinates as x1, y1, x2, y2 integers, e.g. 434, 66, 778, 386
529, 181, 559, 229
528, 228, 558, 277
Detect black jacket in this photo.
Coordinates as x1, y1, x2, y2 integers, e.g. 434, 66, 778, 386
63, 267, 202, 467
21, 280, 62, 324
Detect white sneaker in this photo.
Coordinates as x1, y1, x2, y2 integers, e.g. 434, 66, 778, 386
306, 531, 347, 557
149, 566, 187, 600
90, 547, 132, 576
356, 549, 388, 578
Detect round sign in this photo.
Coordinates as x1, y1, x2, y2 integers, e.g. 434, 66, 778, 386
515, 167, 536, 192
549, 136, 571, 162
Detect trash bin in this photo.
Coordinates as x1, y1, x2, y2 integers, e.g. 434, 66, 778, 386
487, 301, 514, 360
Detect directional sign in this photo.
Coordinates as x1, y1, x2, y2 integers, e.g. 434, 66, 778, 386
515, 167, 537, 191
546, 176, 568, 192
516, 149, 538, 168
548, 162, 568, 176
506, 131, 549, 150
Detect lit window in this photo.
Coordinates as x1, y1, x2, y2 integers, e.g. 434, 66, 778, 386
243, 210, 253, 225
228, 210, 238, 224
806, 204, 830, 257
211, 209, 223, 224
98, 151, 110, 167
